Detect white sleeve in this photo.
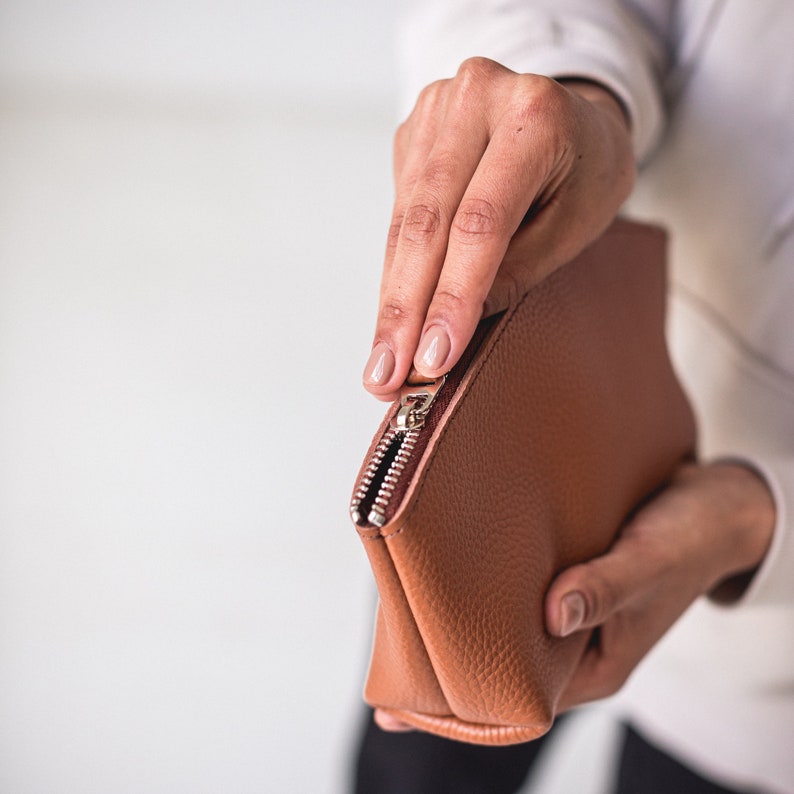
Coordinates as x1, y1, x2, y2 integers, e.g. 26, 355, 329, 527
397, 0, 673, 163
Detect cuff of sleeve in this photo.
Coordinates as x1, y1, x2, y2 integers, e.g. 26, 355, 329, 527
717, 455, 794, 607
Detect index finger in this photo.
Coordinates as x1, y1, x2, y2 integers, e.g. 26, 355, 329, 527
363, 75, 492, 397
413, 78, 573, 377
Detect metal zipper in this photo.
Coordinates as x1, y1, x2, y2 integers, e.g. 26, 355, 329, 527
351, 313, 502, 530
350, 372, 446, 528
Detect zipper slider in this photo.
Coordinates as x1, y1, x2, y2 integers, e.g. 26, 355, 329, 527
391, 370, 447, 433
351, 370, 447, 528
352, 315, 499, 529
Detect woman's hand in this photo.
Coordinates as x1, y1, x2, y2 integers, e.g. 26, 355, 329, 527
375, 463, 775, 731
373, 462, 775, 733
362, 57, 635, 400
545, 462, 776, 711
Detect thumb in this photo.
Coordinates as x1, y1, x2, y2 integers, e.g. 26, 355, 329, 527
545, 532, 663, 638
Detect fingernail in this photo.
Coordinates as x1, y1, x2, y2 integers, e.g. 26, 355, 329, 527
363, 342, 395, 387
559, 592, 586, 637
415, 326, 451, 373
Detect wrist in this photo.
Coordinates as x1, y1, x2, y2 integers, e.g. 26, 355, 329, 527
558, 78, 631, 132
556, 77, 636, 209
705, 462, 776, 602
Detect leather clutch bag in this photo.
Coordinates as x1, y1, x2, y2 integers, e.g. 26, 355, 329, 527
350, 218, 696, 745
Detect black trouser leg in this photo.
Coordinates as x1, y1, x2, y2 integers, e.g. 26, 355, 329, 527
352, 709, 557, 794
615, 724, 755, 794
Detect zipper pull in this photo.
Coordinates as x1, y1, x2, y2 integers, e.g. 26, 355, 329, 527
391, 370, 447, 433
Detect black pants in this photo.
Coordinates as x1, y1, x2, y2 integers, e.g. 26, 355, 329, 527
353, 710, 752, 794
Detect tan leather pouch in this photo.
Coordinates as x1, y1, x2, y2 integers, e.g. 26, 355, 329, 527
350, 218, 696, 745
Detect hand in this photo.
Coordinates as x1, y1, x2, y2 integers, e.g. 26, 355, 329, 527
362, 57, 635, 400
545, 462, 776, 711
372, 463, 775, 733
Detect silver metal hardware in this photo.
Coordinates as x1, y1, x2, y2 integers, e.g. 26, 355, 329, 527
351, 370, 447, 528
391, 371, 447, 433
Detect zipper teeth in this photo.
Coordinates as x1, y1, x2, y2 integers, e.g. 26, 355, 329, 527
350, 430, 397, 525
368, 428, 419, 526
351, 313, 502, 531
350, 427, 420, 528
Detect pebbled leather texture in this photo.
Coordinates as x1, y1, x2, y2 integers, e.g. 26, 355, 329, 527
352, 218, 696, 745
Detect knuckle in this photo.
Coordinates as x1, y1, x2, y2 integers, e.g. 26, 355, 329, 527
413, 79, 449, 116
379, 296, 414, 325
431, 286, 468, 318
451, 197, 504, 242
456, 56, 504, 85
422, 78, 448, 102
386, 215, 404, 254
512, 75, 575, 144
517, 73, 567, 113
583, 574, 616, 624
402, 203, 443, 244
420, 156, 458, 193
452, 57, 507, 107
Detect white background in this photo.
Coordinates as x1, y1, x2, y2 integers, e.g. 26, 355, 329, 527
0, 2, 616, 791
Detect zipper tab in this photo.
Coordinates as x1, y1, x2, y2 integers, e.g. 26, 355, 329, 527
391, 370, 447, 433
